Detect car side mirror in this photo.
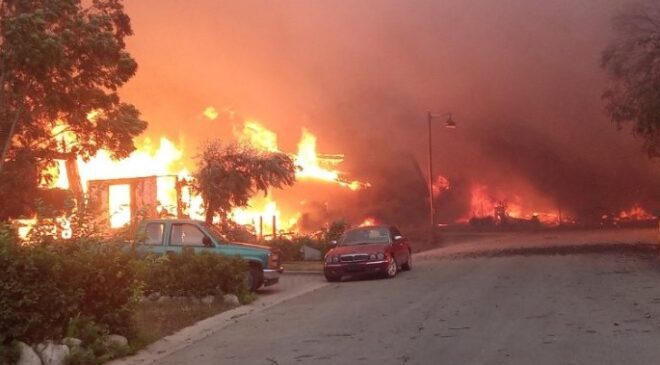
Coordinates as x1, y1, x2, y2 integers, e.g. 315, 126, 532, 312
393, 235, 404, 241
202, 236, 213, 247
328, 240, 338, 248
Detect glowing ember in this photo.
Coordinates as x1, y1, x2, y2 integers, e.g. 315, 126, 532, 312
203, 106, 219, 121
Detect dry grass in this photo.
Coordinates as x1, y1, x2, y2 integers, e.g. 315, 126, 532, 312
130, 299, 234, 350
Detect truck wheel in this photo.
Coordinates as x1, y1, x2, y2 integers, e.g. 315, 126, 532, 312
244, 264, 264, 292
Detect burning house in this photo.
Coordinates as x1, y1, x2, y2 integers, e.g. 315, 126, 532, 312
23, 119, 372, 238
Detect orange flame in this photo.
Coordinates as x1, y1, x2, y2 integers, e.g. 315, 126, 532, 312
358, 217, 378, 227
463, 183, 560, 225
45, 116, 367, 234
432, 175, 450, 198
618, 205, 654, 220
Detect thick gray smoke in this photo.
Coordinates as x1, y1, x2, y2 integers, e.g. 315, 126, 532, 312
120, 0, 659, 225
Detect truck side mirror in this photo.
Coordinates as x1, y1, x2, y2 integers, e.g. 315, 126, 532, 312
202, 236, 213, 247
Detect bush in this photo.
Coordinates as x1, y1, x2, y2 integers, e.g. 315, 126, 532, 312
0, 228, 139, 346
0, 219, 249, 359
138, 251, 247, 297
65, 315, 132, 365
266, 237, 303, 261
265, 235, 331, 261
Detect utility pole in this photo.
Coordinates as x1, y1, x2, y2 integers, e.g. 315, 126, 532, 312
427, 112, 435, 243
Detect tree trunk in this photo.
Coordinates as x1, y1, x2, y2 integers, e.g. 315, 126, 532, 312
0, 105, 20, 173
65, 157, 84, 202
205, 208, 214, 224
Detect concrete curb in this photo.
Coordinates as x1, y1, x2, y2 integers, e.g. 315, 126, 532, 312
283, 270, 323, 275
107, 281, 329, 365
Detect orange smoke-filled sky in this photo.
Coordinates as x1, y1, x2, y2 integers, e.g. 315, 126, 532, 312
117, 0, 659, 218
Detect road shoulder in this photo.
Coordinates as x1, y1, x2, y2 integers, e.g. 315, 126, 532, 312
107, 277, 328, 365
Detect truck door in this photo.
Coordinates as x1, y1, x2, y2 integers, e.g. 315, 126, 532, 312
138, 222, 167, 256
168, 223, 215, 254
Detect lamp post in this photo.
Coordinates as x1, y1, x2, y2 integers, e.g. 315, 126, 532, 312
427, 111, 456, 243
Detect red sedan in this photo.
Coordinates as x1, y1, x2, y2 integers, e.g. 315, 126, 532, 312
323, 225, 412, 282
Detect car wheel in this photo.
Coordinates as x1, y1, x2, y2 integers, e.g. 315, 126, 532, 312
384, 258, 398, 279
244, 264, 264, 292
402, 251, 412, 271
324, 273, 341, 282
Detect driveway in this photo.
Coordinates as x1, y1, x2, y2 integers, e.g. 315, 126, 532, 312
150, 242, 660, 364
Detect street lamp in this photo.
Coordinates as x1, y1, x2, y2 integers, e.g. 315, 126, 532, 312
427, 111, 456, 243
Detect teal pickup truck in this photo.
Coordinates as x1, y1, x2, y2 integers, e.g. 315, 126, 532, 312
134, 219, 282, 291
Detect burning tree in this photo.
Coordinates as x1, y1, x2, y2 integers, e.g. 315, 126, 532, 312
602, 1, 660, 158
193, 140, 297, 225
0, 0, 147, 219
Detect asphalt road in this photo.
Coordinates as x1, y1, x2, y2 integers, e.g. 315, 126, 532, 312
154, 243, 660, 365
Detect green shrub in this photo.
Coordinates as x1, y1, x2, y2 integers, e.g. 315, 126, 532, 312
0, 228, 139, 345
138, 251, 247, 297
65, 315, 132, 365
265, 235, 332, 261
0, 219, 248, 357
266, 237, 303, 261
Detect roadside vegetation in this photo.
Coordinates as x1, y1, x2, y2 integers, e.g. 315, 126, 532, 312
0, 218, 253, 365
261, 219, 348, 261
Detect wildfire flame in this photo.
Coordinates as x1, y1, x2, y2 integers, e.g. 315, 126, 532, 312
236, 121, 369, 190
43, 117, 368, 236
432, 175, 450, 198
464, 183, 560, 225
232, 120, 370, 236
358, 217, 378, 227
618, 205, 654, 221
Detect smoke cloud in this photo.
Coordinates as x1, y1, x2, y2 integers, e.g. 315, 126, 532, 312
119, 0, 660, 225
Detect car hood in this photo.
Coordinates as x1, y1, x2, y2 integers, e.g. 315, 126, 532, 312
227, 241, 272, 253
328, 243, 389, 256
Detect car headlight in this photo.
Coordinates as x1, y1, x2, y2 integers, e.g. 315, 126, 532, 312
325, 256, 332, 263
369, 253, 377, 260
332, 256, 339, 263
377, 252, 385, 260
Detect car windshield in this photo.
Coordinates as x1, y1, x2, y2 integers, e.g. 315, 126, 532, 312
203, 222, 227, 243
340, 227, 391, 246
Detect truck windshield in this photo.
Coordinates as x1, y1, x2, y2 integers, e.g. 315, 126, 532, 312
203, 223, 228, 243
